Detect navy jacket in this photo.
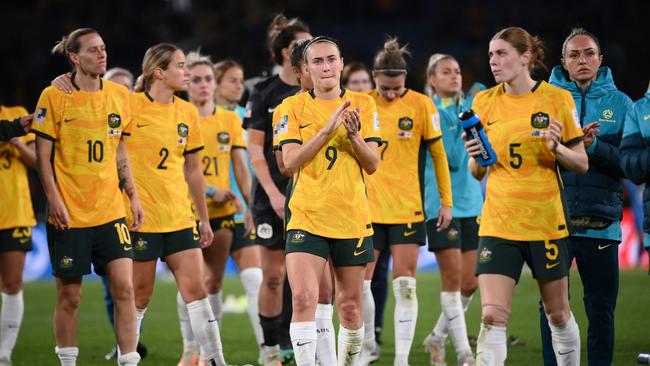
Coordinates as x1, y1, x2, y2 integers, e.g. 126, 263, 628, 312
549, 66, 632, 223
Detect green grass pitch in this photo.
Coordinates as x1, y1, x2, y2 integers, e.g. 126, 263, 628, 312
12, 270, 650, 365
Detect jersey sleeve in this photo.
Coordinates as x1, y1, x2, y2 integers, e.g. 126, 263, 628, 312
243, 88, 266, 131
559, 92, 584, 146
121, 93, 133, 137
360, 96, 381, 145
272, 101, 286, 149
422, 96, 442, 142
231, 113, 247, 149
31, 88, 59, 141
184, 106, 204, 154
277, 98, 302, 147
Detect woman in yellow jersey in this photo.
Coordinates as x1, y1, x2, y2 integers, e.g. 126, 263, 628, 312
276, 36, 380, 366
359, 39, 455, 366
171, 51, 258, 365
0, 104, 35, 365
32, 28, 143, 366
126, 43, 227, 366
465, 27, 587, 366
342, 63, 374, 93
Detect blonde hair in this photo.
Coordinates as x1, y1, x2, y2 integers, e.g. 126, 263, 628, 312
373, 37, 410, 76
186, 50, 213, 70
134, 43, 181, 93
51, 28, 99, 68
104, 67, 134, 83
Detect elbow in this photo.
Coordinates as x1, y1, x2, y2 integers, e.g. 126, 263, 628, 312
283, 156, 300, 172
364, 158, 379, 175
575, 159, 589, 175
279, 166, 294, 177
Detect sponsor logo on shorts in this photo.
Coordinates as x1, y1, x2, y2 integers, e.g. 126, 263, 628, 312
60, 256, 74, 269
479, 247, 492, 263
257, 223, 273, 240
353, 237, 366, 256
404, 230, 417, 237
290, 231, 305, 243
545, 262, 560, 269
598, 243, 613, 250
135, 238, 148, 251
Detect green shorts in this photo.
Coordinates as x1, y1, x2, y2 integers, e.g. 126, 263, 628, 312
47, 218, 132, 278
372, 222, 426, 251
209, 215, 235, 232
476, 236, 571, 283
427, 217, 480, 252
0, 227, 33, 252
285, 230, 374, 267
231, 222, 257, 254
132, 226, 200, 261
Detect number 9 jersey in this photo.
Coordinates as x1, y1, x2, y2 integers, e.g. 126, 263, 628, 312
126, 92, 204, 232
473, 81, 583, 241
276, 89, 382, 239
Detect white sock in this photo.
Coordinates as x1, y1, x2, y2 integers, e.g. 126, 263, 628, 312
208, 290, 223, 327
315, 304, 336, 365
240, 267, 264, 346
476, 323, 507, 366
187, 298, 226, 366
135, 307, 147, 345
393, 276, 417, 363
176, 292, 198, 352
0, 291, 24, 360
430, 293, 474, 344
461, 294, 473, 312
55, 346, 79, 366
117, 351, 141, 366
549, 313, 580, 366
337, 325, 363, 366
290, 321, 317, 366
441, 291, 472, 357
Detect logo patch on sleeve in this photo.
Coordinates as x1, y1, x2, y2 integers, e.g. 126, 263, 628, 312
35, 108, 47, 124
431, 113, 440, 131
373, 112, 380, 131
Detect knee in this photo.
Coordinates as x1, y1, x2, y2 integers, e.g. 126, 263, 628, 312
336, 298, 361, 325
441, 271, 461, 291
460, 282, 478, 297
2, 282, 23, 295
58, 287, 82, 312
292, 288, 317, 314
263, 271, 284, 292
545, 308, 571, 327
110, 282, 134, 303
204, 280, 221, 294
482, 303, 510, 327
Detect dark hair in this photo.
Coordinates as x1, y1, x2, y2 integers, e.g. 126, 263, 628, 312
266, 14, 310, 65
492, 27, 546, 73
51, 28, 99, 68
303, 36, 341, 63
373, 37, 410, 76
342, 62, 371, 86
562, 27, 601, 56
214, 59, 243, 84
134, 43, 181, 93
289, 39, 310, 68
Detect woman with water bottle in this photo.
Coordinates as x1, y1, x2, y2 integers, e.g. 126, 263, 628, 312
464, 27, 588, 366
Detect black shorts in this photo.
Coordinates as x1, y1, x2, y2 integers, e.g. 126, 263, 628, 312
476, 236, 571, 283
0, 227, 33, 253
132, 226, 200, 261
252, 209, 285, 249
427, 217, 480, 252
372, 222, 426, 251
209, 215, 235, 232
47, 218, 132, 278
231, 222, 257, 254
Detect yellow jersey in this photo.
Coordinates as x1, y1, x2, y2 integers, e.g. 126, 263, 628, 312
473, 81, 583, 240
127, 92, 204, 233
0, 105, 35, 229
197, 106, 247, 219
366, 89, 443, 223
31, 80, 130, 228
277, 89, 381, 239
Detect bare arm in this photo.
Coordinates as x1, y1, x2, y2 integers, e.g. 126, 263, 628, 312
231, 148, 252, 206
274, 149, 293, 177
427, 138, 452, 230
35, 136, 69, 229
11, 138, 36, 168
248, 129, 285, 218
184, 152, 214, 247
117, 139, 144, 229
547, 119, 588, 174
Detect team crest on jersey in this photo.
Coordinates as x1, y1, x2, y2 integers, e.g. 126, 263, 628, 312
599, 108, 616, 123
398, 117, 414, 131
177, 123, 189, 138
107, 113, 122, 128
35, 108, 47, 124
135, 237, 147, 251
217, 132, 231, 145
531, 112, 550, 129
478, 247, 492, 263
60, 256, 74, 269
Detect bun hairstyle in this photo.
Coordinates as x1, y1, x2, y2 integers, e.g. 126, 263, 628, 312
51, 28, 99, 68
373, 37, 410, 76
492, 27, 546, 73
214, 59, 243, 84
289, 39, 311, 68
134, 43, 181, 93
266, 14, 310, 65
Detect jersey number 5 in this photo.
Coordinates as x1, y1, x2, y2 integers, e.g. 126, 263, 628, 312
509, 143, 522, 169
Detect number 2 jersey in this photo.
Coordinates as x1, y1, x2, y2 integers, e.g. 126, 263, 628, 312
126, 92, 204, 233
32, 80, 130, 228
473, 81, 583, 241
0, 105, 35, 229
276, 89, 381, 239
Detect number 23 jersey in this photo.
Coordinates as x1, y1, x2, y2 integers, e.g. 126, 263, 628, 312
277, 89, 381, 239
473, 81, 583, 241
127, 92, 204, 233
